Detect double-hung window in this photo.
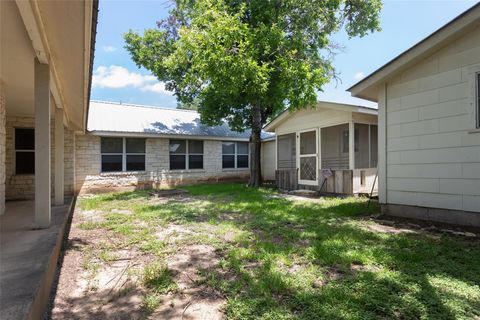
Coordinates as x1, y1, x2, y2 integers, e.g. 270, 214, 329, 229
222, 142, 249, 169
15, 128, 35, 174
101, 137, 145, 172
169, 140, 204, 170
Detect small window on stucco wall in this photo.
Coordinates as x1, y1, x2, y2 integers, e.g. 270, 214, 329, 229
15, 128, 35, 174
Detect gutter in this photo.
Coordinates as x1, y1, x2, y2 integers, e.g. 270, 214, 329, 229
85, 0, 99, 132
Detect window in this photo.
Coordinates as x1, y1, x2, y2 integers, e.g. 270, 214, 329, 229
101, 137, 145, 172
15, 128, 35, 174
169, 139, 203, 170
222, 142, 249, 169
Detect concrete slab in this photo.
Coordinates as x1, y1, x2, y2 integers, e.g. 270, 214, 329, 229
0, 198, 74, 320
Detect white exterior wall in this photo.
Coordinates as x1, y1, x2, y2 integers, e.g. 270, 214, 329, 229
75, 134, 250, 193
383, 25, 480, 212
261, 140, 276, 181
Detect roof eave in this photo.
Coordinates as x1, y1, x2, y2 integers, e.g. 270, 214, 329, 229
87, 130, 251, 141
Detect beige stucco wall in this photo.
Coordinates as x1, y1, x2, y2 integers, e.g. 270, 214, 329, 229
381, 25, 480, 212
0, 82, 5, 215
261, 140, 275, 181
5, 116, 74, 200
75, 134, 250, 193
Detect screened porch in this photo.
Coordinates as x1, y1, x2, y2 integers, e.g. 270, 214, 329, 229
275, 122, 378, 195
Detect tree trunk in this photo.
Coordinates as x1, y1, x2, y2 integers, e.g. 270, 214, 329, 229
248, 105, 262, 187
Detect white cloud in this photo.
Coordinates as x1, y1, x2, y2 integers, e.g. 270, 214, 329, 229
102, 45, 117, 52
354, 72, 365, 81
92, 65, 174, 96
141, 82, 173, 95
92, 65, 155, 89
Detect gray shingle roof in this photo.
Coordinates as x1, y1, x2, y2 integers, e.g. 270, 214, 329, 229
88, 101, 274, 140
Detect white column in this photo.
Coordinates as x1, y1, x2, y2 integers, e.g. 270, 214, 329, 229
54, 107, 64, 205
349, 121, 355, 170
34, 58, 51, 228
378, 84, 388, 204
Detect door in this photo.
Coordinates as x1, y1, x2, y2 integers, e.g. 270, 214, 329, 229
298, 129, 318, 185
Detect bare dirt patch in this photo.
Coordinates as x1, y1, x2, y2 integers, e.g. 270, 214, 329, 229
49, 211, 146, 319
49, 198, 226, 320
155, 224, 196, 243
365, 222, 418, 235
148, 244, 225, 320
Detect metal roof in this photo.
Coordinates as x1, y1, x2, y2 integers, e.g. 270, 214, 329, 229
87, 101, 274, 140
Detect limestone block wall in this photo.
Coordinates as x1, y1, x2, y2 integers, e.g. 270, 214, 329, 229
75, 134, 250, 193
5, 115, 74, 200
0, 82, 5, 215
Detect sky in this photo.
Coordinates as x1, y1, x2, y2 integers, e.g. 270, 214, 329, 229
90, 0, 479, 109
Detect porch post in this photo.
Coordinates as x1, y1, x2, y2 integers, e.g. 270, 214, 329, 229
348, 121, 355, 170
34, 58, 51, 228
54, 106, 64, 206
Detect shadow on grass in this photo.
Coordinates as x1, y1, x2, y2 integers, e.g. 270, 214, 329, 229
74, 183, 480, 319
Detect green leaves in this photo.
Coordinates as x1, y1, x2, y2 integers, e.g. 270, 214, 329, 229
124, 0, 382, 129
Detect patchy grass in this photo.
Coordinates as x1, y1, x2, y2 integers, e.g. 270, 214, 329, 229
142, 261, 177, 294
75, 183, 480, 319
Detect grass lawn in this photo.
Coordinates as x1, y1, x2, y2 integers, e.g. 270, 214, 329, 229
64, 183, 479, 319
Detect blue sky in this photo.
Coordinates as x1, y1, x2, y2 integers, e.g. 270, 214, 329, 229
91, 0, 478, 109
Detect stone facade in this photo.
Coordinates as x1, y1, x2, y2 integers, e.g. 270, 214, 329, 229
0, 82, 5, 215
75, 134, 250, 193
5, 115, 74, 200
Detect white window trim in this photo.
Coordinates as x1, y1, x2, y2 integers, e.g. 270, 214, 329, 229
222, 141, 249, 169
14, 127, 35, 175
101, 137, 146, 173
169, 139, 204, 170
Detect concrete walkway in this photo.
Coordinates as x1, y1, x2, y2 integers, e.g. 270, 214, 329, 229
0, 198, 74, 320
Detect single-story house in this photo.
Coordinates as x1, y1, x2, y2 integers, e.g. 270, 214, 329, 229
74, 101, 273, 193
348, 3, 480, 226
263, 101, 379, 195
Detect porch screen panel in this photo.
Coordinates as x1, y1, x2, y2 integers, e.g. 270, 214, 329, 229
321, 124, 349, 169
370, 125, 378, 168
277, 133, 296, 169
354, 123, 370, 169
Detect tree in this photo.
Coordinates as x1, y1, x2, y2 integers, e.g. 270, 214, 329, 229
124, 0, 382, 187
177, 97, 200, 110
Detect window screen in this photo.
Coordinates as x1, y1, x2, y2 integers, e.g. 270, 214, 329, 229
101, 137, 145, 172
222, 142, 249, 169
188, 140, 203, 169
15, 128, 35, 174
169, 140, 203, 170
170, 140, 186, 170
